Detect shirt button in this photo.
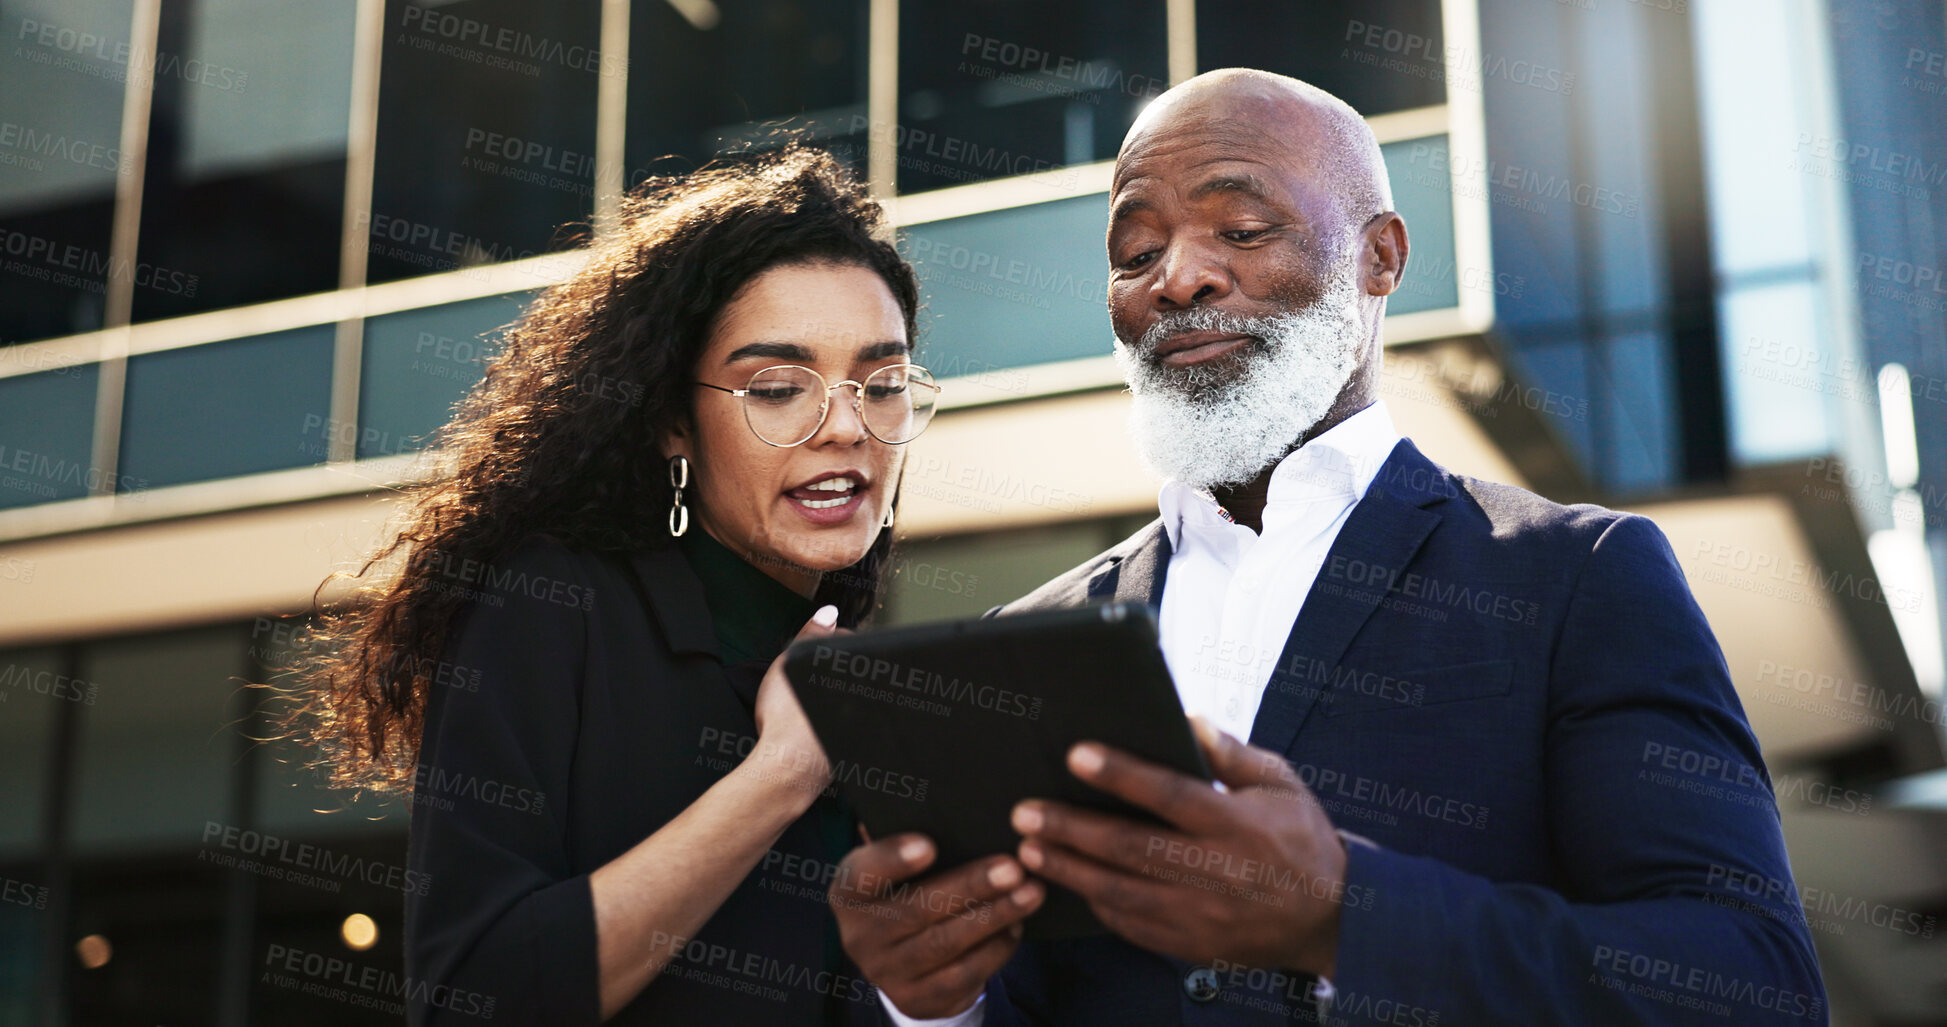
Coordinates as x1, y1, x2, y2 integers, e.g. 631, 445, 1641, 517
1183, 966, 1220, 1002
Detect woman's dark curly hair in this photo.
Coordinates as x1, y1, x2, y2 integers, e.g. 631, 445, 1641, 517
288, 145, 919, 794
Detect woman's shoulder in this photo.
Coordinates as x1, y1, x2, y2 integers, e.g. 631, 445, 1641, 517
433, 537, 673, 675
426, 536, 598, 616
435, 535, 675, 627
470, 536, 701, 626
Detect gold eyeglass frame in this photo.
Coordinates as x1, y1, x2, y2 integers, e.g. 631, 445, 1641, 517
694, 362, 942, 447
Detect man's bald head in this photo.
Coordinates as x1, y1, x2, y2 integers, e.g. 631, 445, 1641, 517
1119, 68, 1391, 230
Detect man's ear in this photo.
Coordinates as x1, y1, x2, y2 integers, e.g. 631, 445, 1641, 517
1361, 212, 1409, 297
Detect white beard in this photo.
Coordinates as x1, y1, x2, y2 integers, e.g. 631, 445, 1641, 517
1113, 260, 1369, 492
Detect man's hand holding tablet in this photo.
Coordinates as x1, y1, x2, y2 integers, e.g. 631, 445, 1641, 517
1012, 718, 1347, 978
794, 605, 1349, 1017
828, 719, 1350, 1019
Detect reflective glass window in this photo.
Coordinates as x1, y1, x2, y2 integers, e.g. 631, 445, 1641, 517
358, 292, 528, 460
626, 0, 869, 181
119, 325, 335, 490
131, 0, 355, 320
0, 0, 135, 342
1198, 0, 1446, 115
0, 363, 100, 508
896, 0, 1167, 193
368, 0, 601, 283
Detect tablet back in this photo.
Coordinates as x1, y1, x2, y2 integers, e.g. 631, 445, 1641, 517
784, 601, 1208, 939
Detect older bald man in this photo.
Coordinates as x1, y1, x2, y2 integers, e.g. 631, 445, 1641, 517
832, 69, 1824, 1026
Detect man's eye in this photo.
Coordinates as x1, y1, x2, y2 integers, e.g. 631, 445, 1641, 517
1118, 251, 1157, 271
1224, 229, 1267, 242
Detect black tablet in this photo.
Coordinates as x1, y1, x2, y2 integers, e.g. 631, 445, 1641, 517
783, 601, 1210, 939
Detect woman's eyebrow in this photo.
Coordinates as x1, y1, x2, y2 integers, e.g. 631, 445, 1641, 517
855, 340, 911, 361
723, 341, 814, 364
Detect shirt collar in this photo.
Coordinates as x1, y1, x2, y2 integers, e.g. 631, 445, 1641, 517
1159, 400, 1401, 549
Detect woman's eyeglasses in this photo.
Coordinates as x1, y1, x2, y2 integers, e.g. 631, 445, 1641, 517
695, 363, 940, 447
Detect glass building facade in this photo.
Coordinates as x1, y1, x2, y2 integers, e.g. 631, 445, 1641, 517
2, 0, 1944, 1023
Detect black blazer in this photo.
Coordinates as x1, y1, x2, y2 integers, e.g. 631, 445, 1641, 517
980, 440, 1823, 1025
403, 540, 882, 1025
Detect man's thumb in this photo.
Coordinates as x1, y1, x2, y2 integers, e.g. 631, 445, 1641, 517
1190, 715, 1293, 790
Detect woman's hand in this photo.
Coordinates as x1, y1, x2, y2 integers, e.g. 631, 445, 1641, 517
748, 604, 842, 808
592, 603, 848, 1019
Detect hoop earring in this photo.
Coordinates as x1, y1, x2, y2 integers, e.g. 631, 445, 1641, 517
881, 497, 896, 529
668, 455, 691, 538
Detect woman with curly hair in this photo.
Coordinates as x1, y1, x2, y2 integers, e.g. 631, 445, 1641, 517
292, 146, 948, 1024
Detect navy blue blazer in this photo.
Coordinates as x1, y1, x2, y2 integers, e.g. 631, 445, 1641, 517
976, 439, 1825, 1025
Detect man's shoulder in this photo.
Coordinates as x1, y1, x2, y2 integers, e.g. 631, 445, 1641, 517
991, 518, 1167, 616
1449, 472, 1620, 537
1427, 455, 1665, 568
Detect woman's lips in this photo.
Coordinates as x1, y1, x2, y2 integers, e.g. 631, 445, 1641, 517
785, 477, 863, 525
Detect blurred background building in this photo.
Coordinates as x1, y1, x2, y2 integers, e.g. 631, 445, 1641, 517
0, 0, 1943, 1023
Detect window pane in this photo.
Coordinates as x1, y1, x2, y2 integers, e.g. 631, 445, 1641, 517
1719, 279, 1833, 464
1382, 135, 1458, 317
897, 0, 1167, 193
626, 0, 869, 179
67, 855, 225, 1023
247, 835, 409, 1026
0, 881, 39, 1025
0, 647, 61, 858
246, 613, 407, 834
1198, 0, 1446, 116
70, 625, 247, 852
357, 292, 528, 460
1482, 86, 1586, 329
1601, 329, 1674, 492
367, 0, 600, 283
0, 363, 100, 509
131, 0, 355, 320
1693, 0, 1816, 276
0, 0, 135, 343
1509, 337, 1597, 476
245, 615, 404, 841
119, 325, 335, 490
900, 194, 1112, 389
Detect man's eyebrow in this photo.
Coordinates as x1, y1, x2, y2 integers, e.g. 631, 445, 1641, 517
1110, 174, 1273, 225
1110, 196, 1152, 224
856, 340, 911, 361
724, 341, 813, 364
1189, 174, 1271, 202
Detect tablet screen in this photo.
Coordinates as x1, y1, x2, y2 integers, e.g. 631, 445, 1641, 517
785, 601, 1208, 939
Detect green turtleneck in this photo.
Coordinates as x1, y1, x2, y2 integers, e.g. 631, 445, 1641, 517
676, 527, 817, 665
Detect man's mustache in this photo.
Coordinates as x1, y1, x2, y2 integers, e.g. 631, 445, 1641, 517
1131, 311, 1273, 359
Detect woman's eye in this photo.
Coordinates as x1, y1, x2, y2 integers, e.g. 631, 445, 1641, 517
749, 386, 803, 402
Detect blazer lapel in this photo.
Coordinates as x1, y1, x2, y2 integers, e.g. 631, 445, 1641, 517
625, 545, 720, 659
1247, 440, 1449, 756
1095, 520, 1172, 606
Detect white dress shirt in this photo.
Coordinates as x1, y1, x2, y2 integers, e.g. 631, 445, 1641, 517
1156, 401, 1400, 742
880, 402, 1401, 1027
